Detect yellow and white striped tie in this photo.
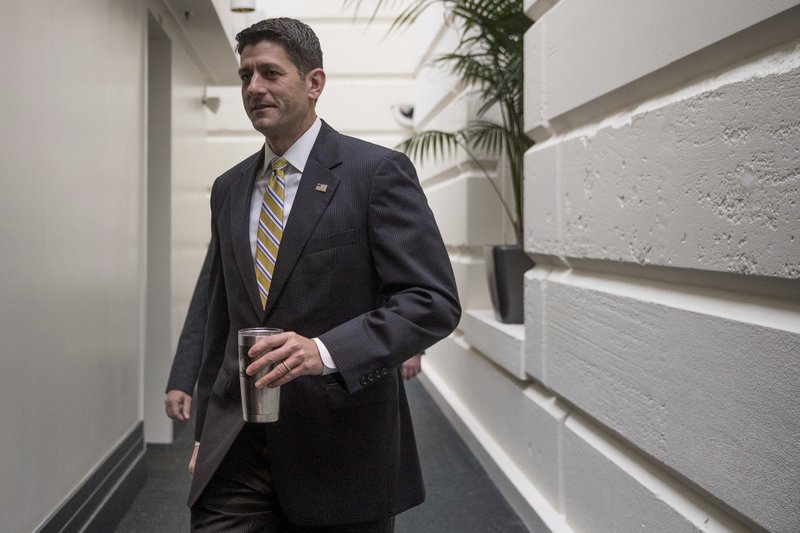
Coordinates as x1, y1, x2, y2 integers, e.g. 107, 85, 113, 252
255, 157, 288, 308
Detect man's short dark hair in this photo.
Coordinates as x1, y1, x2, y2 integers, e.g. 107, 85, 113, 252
235, 18, 323, 77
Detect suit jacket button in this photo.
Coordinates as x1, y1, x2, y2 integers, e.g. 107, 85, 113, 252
381, 368, 389, 376
360, 376, 368, 386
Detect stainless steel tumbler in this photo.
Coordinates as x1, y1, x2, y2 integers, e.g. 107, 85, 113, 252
238, 327, 283, 423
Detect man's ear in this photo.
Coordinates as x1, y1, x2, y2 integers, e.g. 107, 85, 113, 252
307, 68, 326, 101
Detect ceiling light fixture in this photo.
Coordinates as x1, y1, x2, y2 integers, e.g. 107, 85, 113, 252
230, 0, 255, 13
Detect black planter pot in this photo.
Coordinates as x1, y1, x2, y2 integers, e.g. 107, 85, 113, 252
484, 245, 535, 324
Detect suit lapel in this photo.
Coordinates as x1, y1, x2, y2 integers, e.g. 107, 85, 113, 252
231, 149, 265, 318
263, 122, 342, 322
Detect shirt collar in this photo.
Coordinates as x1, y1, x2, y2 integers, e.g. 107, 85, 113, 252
262, 117, 322, 175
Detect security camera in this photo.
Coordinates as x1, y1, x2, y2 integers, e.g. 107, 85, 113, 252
390, 104, 414, 128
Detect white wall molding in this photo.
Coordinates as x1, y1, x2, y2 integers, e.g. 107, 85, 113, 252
462, 310, 526, 379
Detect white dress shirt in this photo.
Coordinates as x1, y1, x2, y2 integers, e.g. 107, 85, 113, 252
248, 117, 337, 373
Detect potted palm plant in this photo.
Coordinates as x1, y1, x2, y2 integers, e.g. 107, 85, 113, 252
346, 0, 534, 323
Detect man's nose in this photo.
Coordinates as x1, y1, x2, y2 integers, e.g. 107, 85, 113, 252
246, 73, 267, 94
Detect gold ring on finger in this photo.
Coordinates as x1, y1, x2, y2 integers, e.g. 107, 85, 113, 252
281, 361, 291, 375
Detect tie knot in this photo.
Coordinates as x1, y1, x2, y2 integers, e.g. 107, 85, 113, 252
271, 157, 289, 173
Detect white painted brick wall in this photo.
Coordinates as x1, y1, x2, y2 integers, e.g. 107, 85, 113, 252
524, 0, 800, 138
519, 1, 800, 530
561, 412, 752, 532
561, 425, 698, 533
533, 272, 800, 531
413, 27, 463, 127
526, 58, 800, 277
426, 174, 507, 246
450, 254, 493, 311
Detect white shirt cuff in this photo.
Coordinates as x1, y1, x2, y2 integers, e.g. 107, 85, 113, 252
313, 337, 338, 375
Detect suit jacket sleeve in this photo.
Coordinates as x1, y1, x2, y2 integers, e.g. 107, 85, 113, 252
318, 150, 461, 393
165, 245, 212, 395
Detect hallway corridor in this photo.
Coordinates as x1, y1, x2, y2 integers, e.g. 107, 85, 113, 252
113, 379, 539, 533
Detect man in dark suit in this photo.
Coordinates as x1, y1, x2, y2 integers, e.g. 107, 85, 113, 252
188, 18, 460, 532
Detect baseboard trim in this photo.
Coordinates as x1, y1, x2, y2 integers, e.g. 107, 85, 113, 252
38, 422, 146, 533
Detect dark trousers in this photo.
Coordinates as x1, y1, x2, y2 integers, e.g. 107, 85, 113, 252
191, 424, 395, 533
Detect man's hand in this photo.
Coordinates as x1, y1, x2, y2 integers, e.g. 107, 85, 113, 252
401, 353, 423, 380
189, 444, 199, 477
165, 390, 192, 421
246, 331, 324, 388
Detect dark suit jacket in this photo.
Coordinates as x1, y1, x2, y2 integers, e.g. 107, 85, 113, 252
189, 121, 461, 526
165, 246, 212, 395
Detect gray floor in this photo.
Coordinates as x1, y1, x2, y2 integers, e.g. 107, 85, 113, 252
114, 379, 531, 532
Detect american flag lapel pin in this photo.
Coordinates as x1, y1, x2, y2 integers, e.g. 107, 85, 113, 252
315, 183, 328, 193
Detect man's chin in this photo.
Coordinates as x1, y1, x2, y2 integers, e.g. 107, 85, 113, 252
250, 118, 276, 136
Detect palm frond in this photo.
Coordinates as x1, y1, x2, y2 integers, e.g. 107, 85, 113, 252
397, 130, 462, 163
463, 121, 508, 155
432, 53, 495, 88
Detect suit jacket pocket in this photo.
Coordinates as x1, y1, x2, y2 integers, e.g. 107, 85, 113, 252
212, 368, 233, 399
324, 376, 393, 411
303, 229, 355, 255
293, 230, 362, 281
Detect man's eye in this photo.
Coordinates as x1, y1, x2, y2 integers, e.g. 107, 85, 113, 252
240, 74, 251, 83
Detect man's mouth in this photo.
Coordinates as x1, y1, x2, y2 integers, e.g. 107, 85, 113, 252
251, 103, 276, 112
